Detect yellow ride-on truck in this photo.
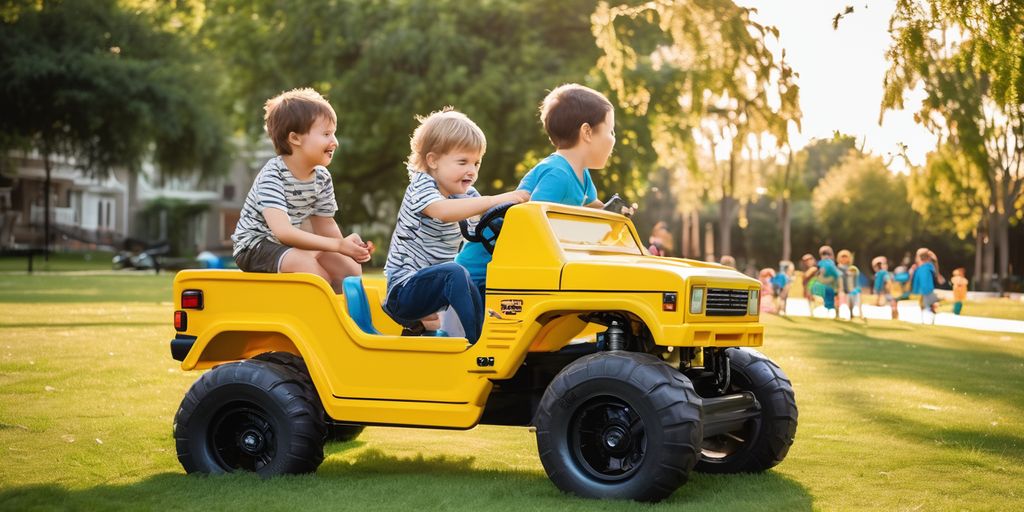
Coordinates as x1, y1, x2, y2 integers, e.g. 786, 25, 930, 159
170, 202, 797, 502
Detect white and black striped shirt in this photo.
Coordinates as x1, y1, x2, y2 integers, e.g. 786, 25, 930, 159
231, 156, 338, 256
384, 171, 479, 293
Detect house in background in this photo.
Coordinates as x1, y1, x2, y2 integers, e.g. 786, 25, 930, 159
1, 142, 271, 256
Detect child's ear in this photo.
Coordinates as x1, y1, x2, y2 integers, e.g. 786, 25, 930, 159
425, 152, 439, 170
287, 131, 303, 148
580, 123, 594, 143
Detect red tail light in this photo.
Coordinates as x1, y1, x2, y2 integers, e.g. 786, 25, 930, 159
181, 290, 203, 310
174, 310, 187, 331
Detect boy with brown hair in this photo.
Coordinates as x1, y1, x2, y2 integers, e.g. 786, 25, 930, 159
231, 88, 370, 292
456, 83, 623, 294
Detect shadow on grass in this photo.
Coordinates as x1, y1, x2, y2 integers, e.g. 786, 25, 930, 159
0, 447, 812, 511
781, 320, 1024, 411
836, 388, 1024, 461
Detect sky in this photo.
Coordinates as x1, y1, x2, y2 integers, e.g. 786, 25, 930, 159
735, 0, 936, 170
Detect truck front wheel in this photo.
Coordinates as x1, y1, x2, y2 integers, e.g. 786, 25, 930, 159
695, 348, 798, 474
173, 359, 326, 476
534, 352, 702, 502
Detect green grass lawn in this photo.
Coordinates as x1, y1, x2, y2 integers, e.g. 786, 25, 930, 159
0, 250, 118, 272
936, 297, 1024, 321
1, 274, 1022, 510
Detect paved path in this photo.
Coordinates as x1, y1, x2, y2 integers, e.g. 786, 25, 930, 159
779, 298, 1024, 334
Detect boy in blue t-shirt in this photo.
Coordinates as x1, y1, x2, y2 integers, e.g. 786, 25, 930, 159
456, 84, 624, 295
871, 256, 899, 320
815, 245, 841, 319
910, 247, 945, 324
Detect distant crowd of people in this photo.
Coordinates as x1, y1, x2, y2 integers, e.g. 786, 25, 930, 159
647, 226, 970, 323
748, 246, 968, 323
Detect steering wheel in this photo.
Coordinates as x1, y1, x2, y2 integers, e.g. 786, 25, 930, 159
460, 202, 515, 254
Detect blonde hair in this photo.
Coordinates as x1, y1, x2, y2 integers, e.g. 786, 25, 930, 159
264, 88, 336, 155
837, 249, 853, 262
406, 107, 486, 174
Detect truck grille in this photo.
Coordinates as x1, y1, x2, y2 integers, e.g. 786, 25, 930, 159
706, 288, 749, 316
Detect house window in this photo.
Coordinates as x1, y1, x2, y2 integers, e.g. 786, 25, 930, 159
223, 184, 235, 201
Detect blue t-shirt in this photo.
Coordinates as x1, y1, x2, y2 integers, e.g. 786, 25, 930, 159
873, 269, 892, 293
455, 153, 598, 286
817, 258, 841, 291
911, 262, 936, 295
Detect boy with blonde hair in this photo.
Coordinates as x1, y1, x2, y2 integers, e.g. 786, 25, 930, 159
837, 249, 863, 321
456, 83, 622, 294
383, 108, 529, 344
232, 88, 370, 292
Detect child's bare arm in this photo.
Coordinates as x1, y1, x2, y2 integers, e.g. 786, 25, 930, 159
422, 190, 529, 223
264, 209, 370, 261
310, 215, 344, 238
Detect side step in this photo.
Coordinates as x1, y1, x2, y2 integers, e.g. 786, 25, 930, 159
701, 391, 760, 438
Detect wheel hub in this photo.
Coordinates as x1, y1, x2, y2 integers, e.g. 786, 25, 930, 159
239, 428, 265, 455
602, 425, 631, 453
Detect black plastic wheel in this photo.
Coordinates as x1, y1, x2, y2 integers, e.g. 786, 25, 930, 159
534, 352, 702, 502
174, 359, 326, 476
252, 352, 365, 443
695, 348, 798, 474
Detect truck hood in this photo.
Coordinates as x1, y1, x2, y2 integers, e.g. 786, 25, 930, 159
560, 253, 759, 291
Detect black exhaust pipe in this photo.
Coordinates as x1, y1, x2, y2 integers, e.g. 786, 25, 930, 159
701, 391, 760, 438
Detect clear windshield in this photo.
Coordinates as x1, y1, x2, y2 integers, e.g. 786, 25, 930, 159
547, 213, 643, 255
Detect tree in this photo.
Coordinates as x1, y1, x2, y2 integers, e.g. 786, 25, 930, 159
201, 0, 603, 233
592, 0, 801, 259
812, 153, 918, 265
882, 0, 1023, 289
0, 0, 229, 253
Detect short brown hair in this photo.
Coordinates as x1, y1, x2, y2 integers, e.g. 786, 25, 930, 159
264, 88, 337, 155
540, 84, 613, 149
406, 107, 486, 173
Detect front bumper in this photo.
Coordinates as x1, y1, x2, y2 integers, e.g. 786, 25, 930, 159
660, 322, 764, 347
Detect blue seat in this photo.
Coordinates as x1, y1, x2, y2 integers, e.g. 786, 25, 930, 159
342, 276, 380, 335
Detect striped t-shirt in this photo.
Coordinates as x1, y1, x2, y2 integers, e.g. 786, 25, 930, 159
231, 156, 338, 256
384, 171, 479, 294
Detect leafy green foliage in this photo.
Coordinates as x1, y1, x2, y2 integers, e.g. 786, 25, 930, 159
812, 153, 917, 263
0, 0, 229, 178
201, 0, 603, 225
882, 0, 1023, 285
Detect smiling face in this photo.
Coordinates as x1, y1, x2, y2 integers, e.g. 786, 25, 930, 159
291, 116, 339, 169
583, 109, 616, 170
426, 148, 482, 196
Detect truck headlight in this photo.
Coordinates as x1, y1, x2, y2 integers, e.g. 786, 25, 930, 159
748, 289, 760, 315
690, 287, 705, 314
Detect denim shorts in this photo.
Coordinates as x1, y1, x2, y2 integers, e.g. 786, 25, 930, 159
235, 239, 291, 273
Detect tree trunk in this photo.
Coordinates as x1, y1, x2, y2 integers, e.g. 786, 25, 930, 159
689, 210, 700, 258
718, 152, 736, 259
780, 196, 791, 263
982, 215, 996, 291
996, 209, 1009, 292
703, 222, 715, 262
681, 209, 690, 258
973, 223, 983, 290
43, 151, 51, 260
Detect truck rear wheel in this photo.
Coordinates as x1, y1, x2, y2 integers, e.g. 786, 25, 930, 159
534, 352, 702, 502
253, 351, 365, 443
695, 348, 798, 474
174, 359, 326, 476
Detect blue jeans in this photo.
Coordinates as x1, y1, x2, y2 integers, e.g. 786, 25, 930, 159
384, 263, 483, 344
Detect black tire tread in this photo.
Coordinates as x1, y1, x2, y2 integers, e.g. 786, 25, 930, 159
695, 348, 798, 474
534, 351, 702, 502
173, 358, 326, 475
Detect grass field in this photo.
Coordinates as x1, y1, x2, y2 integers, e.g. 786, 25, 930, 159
1, 273, 1023, 511
0, 251, 117, 272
